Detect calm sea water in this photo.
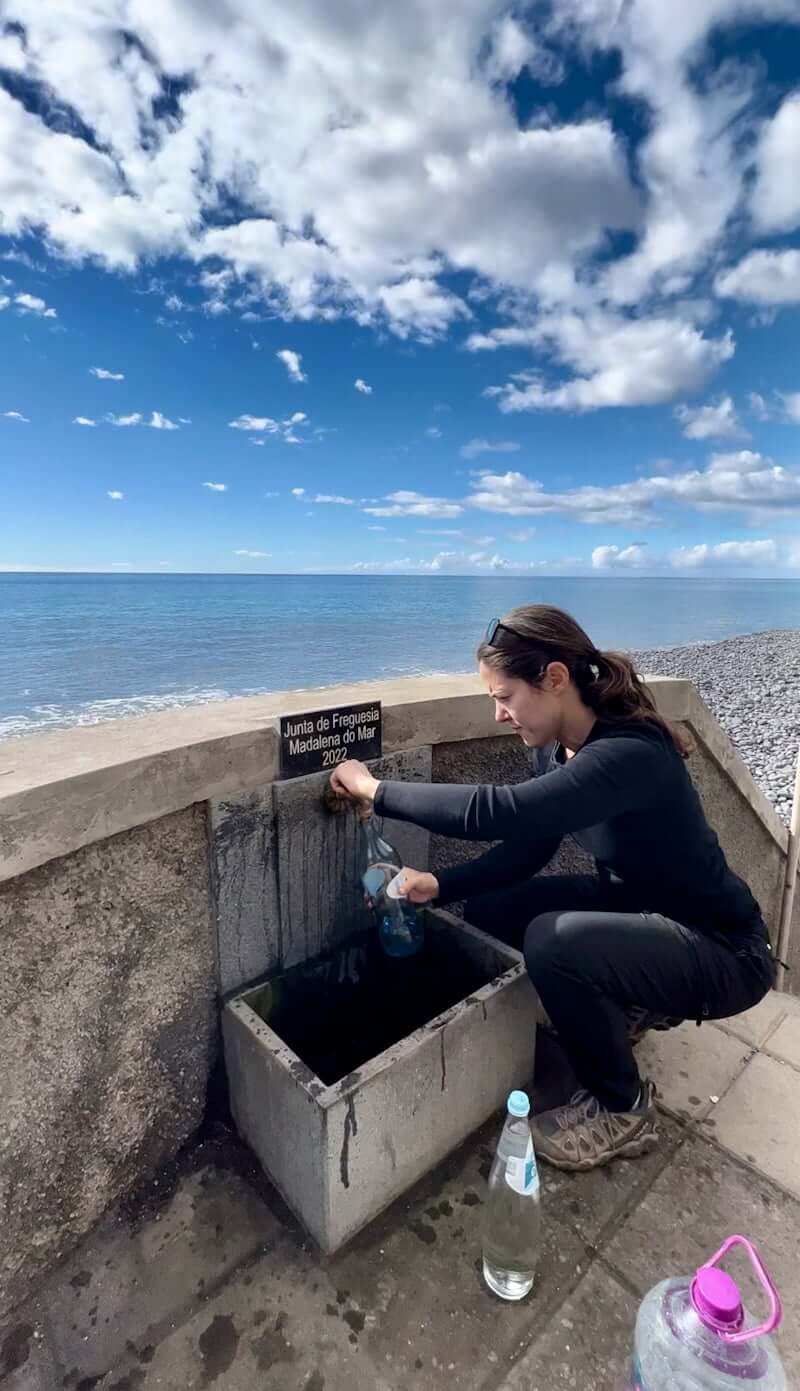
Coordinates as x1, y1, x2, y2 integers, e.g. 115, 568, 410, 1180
1, 572, 798, 739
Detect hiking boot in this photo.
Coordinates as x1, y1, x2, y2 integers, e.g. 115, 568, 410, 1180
531, 1080, 659, 1172
626, 1007, 683, 1046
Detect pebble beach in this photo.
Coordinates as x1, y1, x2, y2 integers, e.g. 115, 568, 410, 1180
631, 629, 800, 825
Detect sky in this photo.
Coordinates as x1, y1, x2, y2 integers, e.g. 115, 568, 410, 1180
1, 0, 800, 577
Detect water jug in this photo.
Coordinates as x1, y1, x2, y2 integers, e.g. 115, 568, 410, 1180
631, 1235, 785, 1389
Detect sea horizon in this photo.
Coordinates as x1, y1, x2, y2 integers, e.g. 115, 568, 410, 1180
2, 571, 799, 740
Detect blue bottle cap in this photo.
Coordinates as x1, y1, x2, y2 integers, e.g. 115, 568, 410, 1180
507, 1090, 530, 1118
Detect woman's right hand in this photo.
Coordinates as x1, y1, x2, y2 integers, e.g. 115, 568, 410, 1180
396, 867, 439, 904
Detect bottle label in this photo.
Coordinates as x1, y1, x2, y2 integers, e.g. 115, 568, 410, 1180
627, 1353, 646, 1389
506, 1137, 539, 1196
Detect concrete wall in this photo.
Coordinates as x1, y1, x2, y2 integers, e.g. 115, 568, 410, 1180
688, 739, 785, 940
0, 807, 216, 1318
0, 671, 795, 1317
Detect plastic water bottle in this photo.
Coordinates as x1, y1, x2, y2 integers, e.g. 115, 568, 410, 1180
482, 1090, 541, 1301
630, 1235, 785, 1389
359, 814, 423, 958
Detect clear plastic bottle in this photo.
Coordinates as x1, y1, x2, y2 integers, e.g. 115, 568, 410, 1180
630, 1235, 785, 1389
482, 1090, 542, 1301
359, 814, 424, 958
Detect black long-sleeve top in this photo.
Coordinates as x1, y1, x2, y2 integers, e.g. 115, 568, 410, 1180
373, 717, 765, 938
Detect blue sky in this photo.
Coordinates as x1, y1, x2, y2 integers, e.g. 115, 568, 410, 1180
1, 0, 800, 577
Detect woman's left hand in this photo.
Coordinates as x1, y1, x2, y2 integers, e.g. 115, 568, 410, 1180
330, 759, 380, 805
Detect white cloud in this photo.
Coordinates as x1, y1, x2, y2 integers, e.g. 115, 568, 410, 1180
277, 349, 306, 383
752, 94, 800, 235
748, 391, 800, 424
229, 411, 310, 443
715, 250, 800, 305
149, 411, 179, 430
73, 416, 97, 426
473, 535, 496, 546
425, 426, 442, 439
592, 544, 647, 570
230, 414, 279, 432
363, 490, 464, 519
312, 494, 355, 505
0, 0, 797, 355
14, 292, 56, 318
0, 295, 9, 311
107, 412, 142, 427
203, 481, 227, 491
466, 450, 800, 524
291, 487, 305, 497
354, 378, 373, 395
674, 396, 748, 441
3, 409, 29, 422
234, 549, 270, 558
90, 366, 124, 381
484, 312, 734, 413
367, 525, 386, 531
460, 438, 521, 460
508, 528, 536, 543
107, 490, 124, 500
670, 539, 778, 569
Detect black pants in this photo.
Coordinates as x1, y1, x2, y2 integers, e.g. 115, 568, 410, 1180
465, 874, 775, 1112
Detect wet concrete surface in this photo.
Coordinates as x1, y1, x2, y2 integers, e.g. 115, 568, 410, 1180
4, 1008, 800, 1390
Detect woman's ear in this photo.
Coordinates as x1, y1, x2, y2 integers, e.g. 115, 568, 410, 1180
542, 660, 571, 695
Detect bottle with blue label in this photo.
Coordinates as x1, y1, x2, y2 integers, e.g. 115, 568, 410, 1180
482, 1090, 542, 1301
630, 1234, 785, 1389
359, 812, 424, 958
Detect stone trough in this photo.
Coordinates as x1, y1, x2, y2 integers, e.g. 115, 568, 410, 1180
222, 907, 537, 1252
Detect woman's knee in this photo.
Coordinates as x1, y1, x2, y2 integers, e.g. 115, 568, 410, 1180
523, 910, 563, 983
523, 910, 599, 984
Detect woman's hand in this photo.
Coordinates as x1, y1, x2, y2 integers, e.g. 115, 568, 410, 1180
330, 759, 380, 805
395, 867, 439, 904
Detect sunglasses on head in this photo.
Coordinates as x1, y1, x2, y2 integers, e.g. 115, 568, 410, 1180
484, 617, 522, 646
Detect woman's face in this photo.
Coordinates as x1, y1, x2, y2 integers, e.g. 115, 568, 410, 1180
479, 659, 564, 747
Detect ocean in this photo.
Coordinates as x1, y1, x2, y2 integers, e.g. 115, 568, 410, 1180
2, 572, 799, 739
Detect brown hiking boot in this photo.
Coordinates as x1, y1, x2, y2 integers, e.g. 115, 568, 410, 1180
531, 1080, 659, 1172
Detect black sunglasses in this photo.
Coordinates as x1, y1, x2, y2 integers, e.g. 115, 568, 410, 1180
484, 617, 523, 646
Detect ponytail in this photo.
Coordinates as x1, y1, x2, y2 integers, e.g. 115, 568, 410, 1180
477, 605, 692, 759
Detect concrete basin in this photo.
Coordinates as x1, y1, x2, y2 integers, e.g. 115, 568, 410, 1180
222, 907, 537, 1251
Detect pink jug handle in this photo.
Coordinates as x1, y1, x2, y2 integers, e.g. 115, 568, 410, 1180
701, 1235, 782, 1343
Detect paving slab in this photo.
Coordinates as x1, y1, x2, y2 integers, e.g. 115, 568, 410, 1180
711, 991, 789, 1049
602, 1133, 800, 1380
35, 1163, 282, 1384
93, 1231, 394, 1391
713, 1051, 800, 1199
496, 1262, 638, 1391
539, 1114, 685, 1251
634, 1022, 751, 1121
323, 1118, 590, 1390
764, 1011, 800, 1071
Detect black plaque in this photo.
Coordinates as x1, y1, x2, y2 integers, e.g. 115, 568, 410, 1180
279, 700, 382, 779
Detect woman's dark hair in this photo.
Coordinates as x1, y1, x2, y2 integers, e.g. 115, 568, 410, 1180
477, 604, 692, 758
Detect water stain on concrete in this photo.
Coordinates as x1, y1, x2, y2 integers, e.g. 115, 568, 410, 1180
69, 1270, 92, 1290
304, 1373, 325, 1391
198, 1313, 240, 1383
108, 1369, 145, 1391
409, 1219, 437, 1245
461, 1189, 481, 1207
251, 1312, 297, 1370
339, 1097, 358, 1189
343, 1309, 365, 1334
1, 1323, 34, 1377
